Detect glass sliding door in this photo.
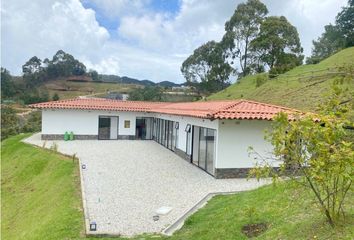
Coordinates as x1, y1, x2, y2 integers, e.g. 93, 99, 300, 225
198, 128, 207, 170
135, 117, 154, 140
192, 126, 200, 165
172, 122, 179, 150
191, 126, 216, 176
206, 129, 216, 175
161, 120, 165, 145
168, 121, 173, 150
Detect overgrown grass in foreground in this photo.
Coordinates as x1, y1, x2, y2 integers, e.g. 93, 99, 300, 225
1, 135, 353, 239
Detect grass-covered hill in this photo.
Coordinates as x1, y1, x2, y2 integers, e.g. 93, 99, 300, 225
208, 47, 354, 112
39, 77, 138, 100
2, 135, 353, 239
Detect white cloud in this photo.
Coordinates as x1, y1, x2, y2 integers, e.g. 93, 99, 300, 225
82, 0, 149, 18
1, 0, 347, 83
84, 56, 120, 75
1, 0, 109, 74
263, 0, 347, 55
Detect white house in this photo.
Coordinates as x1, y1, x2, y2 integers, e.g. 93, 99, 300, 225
30, 98, 299, 178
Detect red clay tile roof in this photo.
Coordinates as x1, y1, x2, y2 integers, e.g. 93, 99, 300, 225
29, 97, 301, 120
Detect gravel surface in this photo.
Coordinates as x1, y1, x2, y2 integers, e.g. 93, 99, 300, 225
24, 133, 269, 236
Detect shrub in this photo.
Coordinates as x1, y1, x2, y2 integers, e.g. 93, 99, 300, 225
249, 86, 354, 226
255, 75, 268, 87
1, 106, 20, 140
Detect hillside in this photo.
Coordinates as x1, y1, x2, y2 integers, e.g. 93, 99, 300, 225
40, 78, 195, 102
40, 77, 138, 100
208, 47, 354, 112
100, 74, 182, 88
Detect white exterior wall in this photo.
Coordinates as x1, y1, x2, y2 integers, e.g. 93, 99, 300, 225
42, 109, 153, 136
217, 119, 276, 168
42, 109, 276, 170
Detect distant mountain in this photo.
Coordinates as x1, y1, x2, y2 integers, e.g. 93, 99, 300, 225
99, 74, 181, 87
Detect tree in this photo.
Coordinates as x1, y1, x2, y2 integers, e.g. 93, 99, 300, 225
250, 87, 353, 226
336, 0, 354, 47
250, 16, 304, 75
181, 41, 233, 94
1, 68, 16, 99
22, 56, 46, 88
306, 25, 344, 64
22, 56, 43, 75
307, 0, 353, 64
222, 0, 268, 76
128, 86, 163, 101
46, 50, 86, 78
89, 70, 99, 81
21, 89, 49, 104
52, 93, 60, 101
1, 106, 20, 140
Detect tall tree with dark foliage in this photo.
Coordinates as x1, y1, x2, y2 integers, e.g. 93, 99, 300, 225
181, 41, 233, 94
222, 0, 268, 77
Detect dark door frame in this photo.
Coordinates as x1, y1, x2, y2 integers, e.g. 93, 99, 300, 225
98, 116, 119, 140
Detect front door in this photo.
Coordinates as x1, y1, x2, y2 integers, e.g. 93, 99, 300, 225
98, 117, 111, 139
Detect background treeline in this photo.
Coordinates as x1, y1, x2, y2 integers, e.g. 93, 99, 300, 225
306, 0, 354, 64
1, 50, 96, 104
181, 0, 354, 94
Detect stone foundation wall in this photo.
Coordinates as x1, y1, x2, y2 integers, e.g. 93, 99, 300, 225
41, 134, 98, 140
215, 167, 280, 178
214, 168, 252, 178
117, 135, 136, 140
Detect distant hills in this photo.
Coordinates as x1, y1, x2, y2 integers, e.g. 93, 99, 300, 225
99, 74, 183, 88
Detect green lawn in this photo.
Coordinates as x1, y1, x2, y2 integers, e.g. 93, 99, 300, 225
208, 47, 354, 113
2, 135, 353, 240
1, 134, 83, 240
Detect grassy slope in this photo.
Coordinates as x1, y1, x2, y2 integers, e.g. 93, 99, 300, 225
1, 134, 83, 240
2, 135, 353, 240
208, 47, 354, 112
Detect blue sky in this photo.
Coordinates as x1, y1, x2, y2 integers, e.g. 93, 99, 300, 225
81, 0, 181, 38
1, 0, 348, 83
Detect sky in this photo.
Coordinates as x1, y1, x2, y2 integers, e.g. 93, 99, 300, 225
1, 0, 348, 83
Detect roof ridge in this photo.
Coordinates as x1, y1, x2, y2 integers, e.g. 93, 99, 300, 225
207, 100, 243, 118
237, 99, 301, 112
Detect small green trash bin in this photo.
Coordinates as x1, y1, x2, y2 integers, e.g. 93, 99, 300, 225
64, 131, 69, 141
69, 131, 74, 141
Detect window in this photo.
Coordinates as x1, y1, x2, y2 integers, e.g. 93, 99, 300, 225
124, 120, 130, 128
175, 122, 179, 129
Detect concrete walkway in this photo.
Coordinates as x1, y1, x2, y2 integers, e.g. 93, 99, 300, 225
24, 133, 269, 236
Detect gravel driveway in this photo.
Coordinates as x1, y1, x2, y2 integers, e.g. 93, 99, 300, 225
24, 133, 269, 236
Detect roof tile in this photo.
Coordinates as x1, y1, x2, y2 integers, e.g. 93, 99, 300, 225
29, 98, 301, 120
